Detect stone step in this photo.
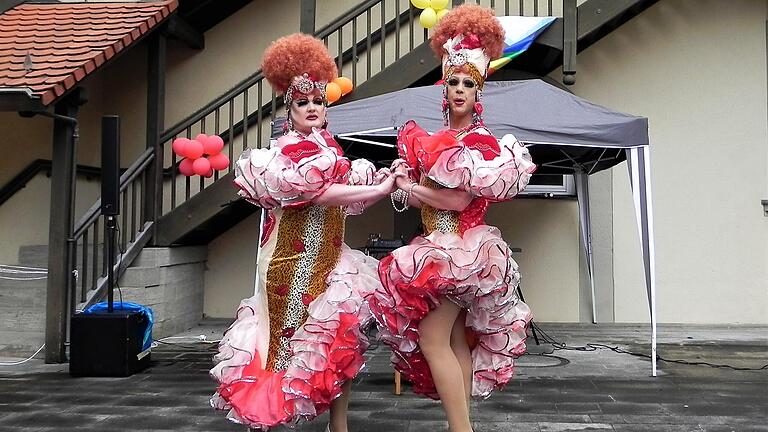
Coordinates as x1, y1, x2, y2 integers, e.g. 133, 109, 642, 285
131, 246, 207, 268
16, 244, 49, 268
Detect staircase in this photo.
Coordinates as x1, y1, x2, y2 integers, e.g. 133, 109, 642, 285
46, 0, 659, 358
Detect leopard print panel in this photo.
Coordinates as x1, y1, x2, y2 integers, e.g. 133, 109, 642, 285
264, 204, 345, 371
420, 177, 460, 235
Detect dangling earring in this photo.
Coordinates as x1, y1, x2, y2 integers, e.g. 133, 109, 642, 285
442, 85, 449, 127
472, 90, 484, 125
322, 116, 328, 129
442, 99, 449, 127
285, 112, 294, 133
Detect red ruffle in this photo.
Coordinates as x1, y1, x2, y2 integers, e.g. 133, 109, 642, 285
370, 227, 532, 400
215, 356, 294, 426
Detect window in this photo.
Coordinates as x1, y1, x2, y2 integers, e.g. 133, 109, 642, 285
520, 174, 575, 197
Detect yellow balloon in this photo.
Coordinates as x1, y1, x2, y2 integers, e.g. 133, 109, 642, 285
411, 0, 430, 9
436, 8, 449, 21
419, 7, 438, 29
430, 0, 449, 11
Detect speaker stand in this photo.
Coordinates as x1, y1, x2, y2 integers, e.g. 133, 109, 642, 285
106, 215, 116, 312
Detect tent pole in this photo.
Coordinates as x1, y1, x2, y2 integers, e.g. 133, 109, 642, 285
642, 146, 658, 377
575, 170, 597, 323
627, 148, 658, 377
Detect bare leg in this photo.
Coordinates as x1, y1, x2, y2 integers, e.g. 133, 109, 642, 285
419, 298, 472, 432
450, 310, 473, 411
328, 380, 352, 432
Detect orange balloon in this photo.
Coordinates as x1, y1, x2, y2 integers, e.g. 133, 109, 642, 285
333, 77, 354, 95
326, 82, 342, 103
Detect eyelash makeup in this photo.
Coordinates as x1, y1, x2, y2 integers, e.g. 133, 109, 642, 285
447, 78, 476, 88
294, 98, 326, 107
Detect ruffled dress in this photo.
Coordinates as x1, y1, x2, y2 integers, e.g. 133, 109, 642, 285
369, 121, 537, 400
211, 128, 383, 429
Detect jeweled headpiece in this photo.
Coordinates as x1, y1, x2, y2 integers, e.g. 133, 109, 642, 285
430, 4, 504, 88
261, 33, 337, 105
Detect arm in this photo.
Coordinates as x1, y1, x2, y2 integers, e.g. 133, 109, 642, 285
313, 174, 398, 207
395, 174, 473, 212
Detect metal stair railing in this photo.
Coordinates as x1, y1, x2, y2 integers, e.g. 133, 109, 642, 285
158, 0, 434, 213
157, 0, 568, 214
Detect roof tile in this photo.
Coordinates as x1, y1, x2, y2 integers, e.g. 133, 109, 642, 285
0, 1, 178, 106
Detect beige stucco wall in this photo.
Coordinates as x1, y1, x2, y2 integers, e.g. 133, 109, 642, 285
0, 173, 101, 264
564, 0, 768, 323
488, 199, 581, 322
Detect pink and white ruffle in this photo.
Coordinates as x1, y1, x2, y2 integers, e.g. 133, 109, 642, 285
370, 225, 532, 400
232, 129, 350, 209
427, 133, 536, 201
211, 246, 380, 428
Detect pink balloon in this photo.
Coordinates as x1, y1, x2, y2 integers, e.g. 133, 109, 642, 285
172, 138, 190, 157
208, 153, 230, 171
178, 158, 195, 176
205, 168, 214, 178
192, 157, 211, 176
194, 133, 208, 144
204, 135, 225, 155
186, 140, 204, 159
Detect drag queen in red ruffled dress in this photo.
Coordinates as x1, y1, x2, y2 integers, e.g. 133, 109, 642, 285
369, 6, 537, 432
210, 34, 397, 431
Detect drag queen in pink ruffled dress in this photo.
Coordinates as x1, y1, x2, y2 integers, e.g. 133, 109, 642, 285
369, 6, 537, 432
210, 34, 397, 431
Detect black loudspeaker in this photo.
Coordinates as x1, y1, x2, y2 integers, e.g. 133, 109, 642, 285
101, 116, 120, 216
69, 311, 151, 377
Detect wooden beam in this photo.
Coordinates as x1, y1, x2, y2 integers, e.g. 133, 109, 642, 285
44, 89, 83, 364
144, 34, 166, 243
563, 0, 577, 84
0, 0, 24, 14
165, 15, 204, 49
155, 171, 240, 246
300, 0, 316, 34
576, 0, 660, 53
342, 43, 438, 103
0, 89, 45, 112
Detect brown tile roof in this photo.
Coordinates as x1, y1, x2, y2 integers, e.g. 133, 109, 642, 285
0, 1, 178, 107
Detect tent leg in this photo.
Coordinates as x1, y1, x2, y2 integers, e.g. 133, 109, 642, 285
575, 170, 597, 323
627, 147, 658, 377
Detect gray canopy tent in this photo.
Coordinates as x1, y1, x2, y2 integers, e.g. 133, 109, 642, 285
273, 79, 658, 375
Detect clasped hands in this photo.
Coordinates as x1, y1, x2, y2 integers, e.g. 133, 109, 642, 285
376, 159, 415, 194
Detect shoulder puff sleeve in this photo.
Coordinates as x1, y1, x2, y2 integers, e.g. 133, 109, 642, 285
426, 130, 536, 201
232, 130, 351, 209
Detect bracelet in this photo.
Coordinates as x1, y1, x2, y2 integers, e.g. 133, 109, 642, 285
408, 182, 418, 197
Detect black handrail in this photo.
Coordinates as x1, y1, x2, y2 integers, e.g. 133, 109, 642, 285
201, 7, 415, 151
0, 160, 105, 207
159, 0, 405, 144
72, 148, 154, 238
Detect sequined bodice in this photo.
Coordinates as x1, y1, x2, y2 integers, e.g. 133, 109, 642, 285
264, 204, 345, 371
419, 177, 489, 236
420, 177, 461, 234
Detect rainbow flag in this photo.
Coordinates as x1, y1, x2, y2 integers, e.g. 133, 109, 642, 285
488, 16, 557, 74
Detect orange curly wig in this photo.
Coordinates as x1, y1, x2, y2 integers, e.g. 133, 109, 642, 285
261, 33, 337, 95
430, 4, 504, 61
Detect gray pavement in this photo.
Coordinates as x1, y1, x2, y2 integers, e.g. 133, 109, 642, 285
0, 322, 766, 432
